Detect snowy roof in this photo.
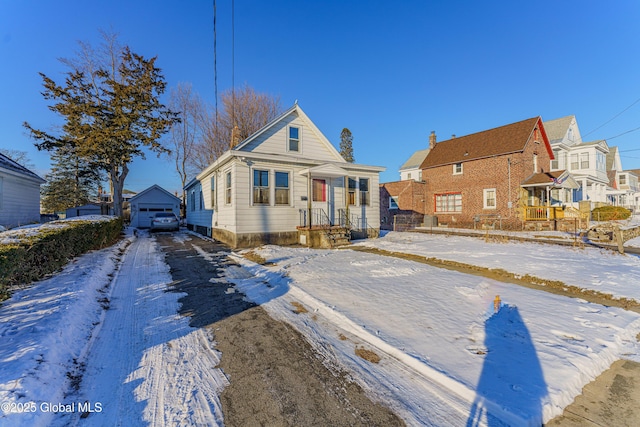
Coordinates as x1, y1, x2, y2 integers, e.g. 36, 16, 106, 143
0, 152, 45, 183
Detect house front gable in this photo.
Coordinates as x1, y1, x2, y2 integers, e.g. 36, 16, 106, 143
234, 104, 345, 163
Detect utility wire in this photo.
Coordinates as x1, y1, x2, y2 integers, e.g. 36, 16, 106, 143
582, 96, 640, 138
213, 0, 218, 127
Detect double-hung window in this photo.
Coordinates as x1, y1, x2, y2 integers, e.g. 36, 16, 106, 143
483, 188, 496, 209
359, 178, 370, 206
253, 169, 270, 205
210, 176, 216, 209
288, 126, 300, 152
348, 178, 357, 205
453, 163, 463, 175
225, 172, 232, 204
275, 171, 290, 205
580, 152, 589, 169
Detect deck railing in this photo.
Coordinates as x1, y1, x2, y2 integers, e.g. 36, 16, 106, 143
523, 206, 565, 221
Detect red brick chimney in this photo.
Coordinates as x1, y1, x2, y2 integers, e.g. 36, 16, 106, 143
429, 131, 436, 149
230, 125, 240, 149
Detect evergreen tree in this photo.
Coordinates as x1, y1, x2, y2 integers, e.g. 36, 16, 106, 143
339, 128, 355, 162
40, 146, 102, 213
24, 32, 178, 217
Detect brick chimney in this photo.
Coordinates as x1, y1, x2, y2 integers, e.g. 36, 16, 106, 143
429, 131, 436, 149
230, 125, 240, 149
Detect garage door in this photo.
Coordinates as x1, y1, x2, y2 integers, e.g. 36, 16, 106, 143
137, 204, 174, 228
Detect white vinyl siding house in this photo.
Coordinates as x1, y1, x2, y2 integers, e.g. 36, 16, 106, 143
0, 153, 45, 229
185, 104, 384, 248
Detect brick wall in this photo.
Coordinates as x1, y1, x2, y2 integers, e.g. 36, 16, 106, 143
423, 139, 551, 228
379, 180, 427, 229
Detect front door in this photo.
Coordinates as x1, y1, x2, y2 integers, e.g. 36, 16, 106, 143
312, 178, 330, 225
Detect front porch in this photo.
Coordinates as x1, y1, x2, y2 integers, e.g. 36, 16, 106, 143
296, 164, 379, 248
297, 208, 379, 248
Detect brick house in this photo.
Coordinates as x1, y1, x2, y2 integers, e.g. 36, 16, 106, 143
379, 180, 427, 230
420, 117, 578, 229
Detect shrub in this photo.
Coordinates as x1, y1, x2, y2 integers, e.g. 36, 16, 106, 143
591, 206, 631, 221
0, 217, 123, 300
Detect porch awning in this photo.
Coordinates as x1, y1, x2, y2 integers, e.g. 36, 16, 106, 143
299, 163, 350, 178
520, 170, 579, 190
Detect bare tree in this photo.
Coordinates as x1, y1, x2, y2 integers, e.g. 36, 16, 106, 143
167, 83, 202, 202
191, 84, 282, 170
0, 149, 35, 170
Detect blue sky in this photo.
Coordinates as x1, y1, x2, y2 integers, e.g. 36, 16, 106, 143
1, 0, 639, 195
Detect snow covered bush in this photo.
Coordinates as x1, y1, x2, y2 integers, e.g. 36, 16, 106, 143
0, 216, 123, 299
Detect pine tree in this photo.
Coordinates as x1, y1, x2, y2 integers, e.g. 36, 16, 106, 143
339, 128, 355, 163
40, 146, 102, 213
25, 33, 178, 217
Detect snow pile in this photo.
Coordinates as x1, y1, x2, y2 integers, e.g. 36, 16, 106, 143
227, 236, 640, 425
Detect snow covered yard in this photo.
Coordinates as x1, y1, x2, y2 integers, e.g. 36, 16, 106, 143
227, 233, 640, 426
356, 231, 640, 303
1, 228, 640, 426
0, 231, 227, 427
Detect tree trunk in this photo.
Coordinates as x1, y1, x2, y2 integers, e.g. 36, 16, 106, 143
110, 164, 128, 218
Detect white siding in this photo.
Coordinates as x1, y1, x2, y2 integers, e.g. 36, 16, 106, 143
240, 112, 343, 163
0, 172, 42, 228
130, 186, 181, 228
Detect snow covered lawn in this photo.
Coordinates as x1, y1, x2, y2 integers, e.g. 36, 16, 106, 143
2, 229, 640, 426
355, 231, 640, 303
227, 233, 640, 426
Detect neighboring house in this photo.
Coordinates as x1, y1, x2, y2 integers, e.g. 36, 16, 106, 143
65, 204, 102, 218
398, 131, 435, 181
0, 152, 46, 229
379, 180, 427, 230
605, 147, 639, 211
185, 103, 385, 248
545, 115, 610, 207
419, 117, 578, 228
129, 184, 181, 228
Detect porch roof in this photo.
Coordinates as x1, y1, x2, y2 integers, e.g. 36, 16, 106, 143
299, 163, 350, 178
520, 170, 579, 189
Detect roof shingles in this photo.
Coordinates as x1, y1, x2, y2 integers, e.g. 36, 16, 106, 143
421, 117, 542, 169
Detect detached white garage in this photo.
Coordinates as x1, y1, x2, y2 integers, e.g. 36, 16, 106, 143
129, 184, 181, 228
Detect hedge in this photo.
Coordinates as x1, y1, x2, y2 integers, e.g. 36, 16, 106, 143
591, 206, 631, 221
0, 216, 124, 300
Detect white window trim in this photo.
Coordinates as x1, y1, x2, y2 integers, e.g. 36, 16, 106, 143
483, 188, 497, 209
287, 125, 301, 153
225, 170, 232, 205
453, 163, 463, 175
274, 170, 291, 206
252, 168, 270, 206
389, 196, 399, 210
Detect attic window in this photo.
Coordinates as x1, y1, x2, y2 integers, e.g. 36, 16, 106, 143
288, 126, 300, 152
453, 163, 463, 175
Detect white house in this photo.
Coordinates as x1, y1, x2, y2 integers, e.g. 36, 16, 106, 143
0, 152, 45, 229
398, 131, 435, 181
544, 116, 609, 207
606, 147, 639, 211
129, 184, 181, 228
185, 103, 385, 248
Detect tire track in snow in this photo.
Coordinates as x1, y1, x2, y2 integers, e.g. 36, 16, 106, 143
55, 232, 227, 427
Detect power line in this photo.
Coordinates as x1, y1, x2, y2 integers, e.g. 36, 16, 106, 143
213, 0, 218, 127
582, 96, 640, 138
606, 126, 640, 140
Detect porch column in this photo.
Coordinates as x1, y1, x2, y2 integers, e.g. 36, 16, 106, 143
307, 173, 312, 228
344, 175, 349, 228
